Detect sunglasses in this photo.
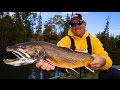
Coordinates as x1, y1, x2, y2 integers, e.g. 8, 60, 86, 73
70, 21, 84, 27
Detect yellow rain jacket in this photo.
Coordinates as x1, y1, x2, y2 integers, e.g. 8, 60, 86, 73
57, 29, 112, 70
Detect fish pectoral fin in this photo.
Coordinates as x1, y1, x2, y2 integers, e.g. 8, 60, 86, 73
85, 66, 94, 73
66, 68, 80, 75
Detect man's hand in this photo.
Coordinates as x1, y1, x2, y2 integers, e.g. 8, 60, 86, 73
36, 58, 55, 71
89, 54, 106, 70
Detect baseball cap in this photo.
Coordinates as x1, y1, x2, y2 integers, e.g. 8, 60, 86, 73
69, 14, 83, 26
71, 14, 82, 20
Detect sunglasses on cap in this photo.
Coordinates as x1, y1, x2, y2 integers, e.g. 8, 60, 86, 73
70, 20, 84, 27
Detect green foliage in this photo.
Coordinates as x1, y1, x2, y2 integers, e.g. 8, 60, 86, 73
0, 12, 36, 79
96, 16, 120, 65
0, 15, 15, 57
42, 15, 65, 44
60, 69, 99, 79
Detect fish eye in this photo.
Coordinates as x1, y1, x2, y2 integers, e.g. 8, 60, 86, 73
22, 46, 26, 49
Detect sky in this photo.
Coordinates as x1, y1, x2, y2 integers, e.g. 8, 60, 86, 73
39, 12, 120, 37
10, 12, 120, 37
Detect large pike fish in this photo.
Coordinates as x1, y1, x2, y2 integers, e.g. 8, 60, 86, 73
3, 41, 94, 74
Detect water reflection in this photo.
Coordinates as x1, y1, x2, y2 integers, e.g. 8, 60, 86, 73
28, 67, 60, 79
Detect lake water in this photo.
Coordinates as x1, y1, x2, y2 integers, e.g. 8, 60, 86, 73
28, 67, 61, 79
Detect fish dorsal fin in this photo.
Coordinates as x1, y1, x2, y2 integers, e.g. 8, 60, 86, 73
85, 66, 94, 73
66, 68, 80, 75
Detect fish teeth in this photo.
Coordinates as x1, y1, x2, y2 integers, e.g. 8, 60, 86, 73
18, 48, 31, 58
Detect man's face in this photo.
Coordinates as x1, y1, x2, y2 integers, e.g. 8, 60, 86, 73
71, 20, 86, 38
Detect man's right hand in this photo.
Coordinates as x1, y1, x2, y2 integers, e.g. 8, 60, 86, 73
36, 59, 55, 71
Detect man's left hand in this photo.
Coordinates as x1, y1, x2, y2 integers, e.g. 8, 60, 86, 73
89, 54, 106, 70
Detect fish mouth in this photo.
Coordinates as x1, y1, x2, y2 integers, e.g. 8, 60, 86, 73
8, 48, 31, 59
3, 49, 37, 66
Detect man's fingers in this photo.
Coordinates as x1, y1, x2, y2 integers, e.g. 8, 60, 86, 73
89, 60, 100, 70
90, 64, 100, 70
36, 61, 44, 68
41, 62, 49, 70
51, 66, 55, 70
90, 65, 100, 68
35, 59, 55, 71
46, 64, 54, 71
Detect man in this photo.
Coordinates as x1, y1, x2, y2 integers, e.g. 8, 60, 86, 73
36, 13, 113, 78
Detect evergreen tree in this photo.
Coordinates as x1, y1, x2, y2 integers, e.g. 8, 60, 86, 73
13, 12, 26, 43
0, 15, 14, 59
36, 12, 43, 41
37, 12, 42, 31
116, 35, 120, 39
61, 13, 70, 37
96, 16, 120, 65
43, 24, 52, 42
5, 12, 10, 16
0, 12, 4, 19
20, 12, 34, 41
71, 12, 74, 18
103, 16, 110, 36
96, 16, 110, 51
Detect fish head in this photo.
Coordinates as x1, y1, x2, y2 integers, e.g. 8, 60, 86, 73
6, 42, 44, 58
4, 41, 44, 66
